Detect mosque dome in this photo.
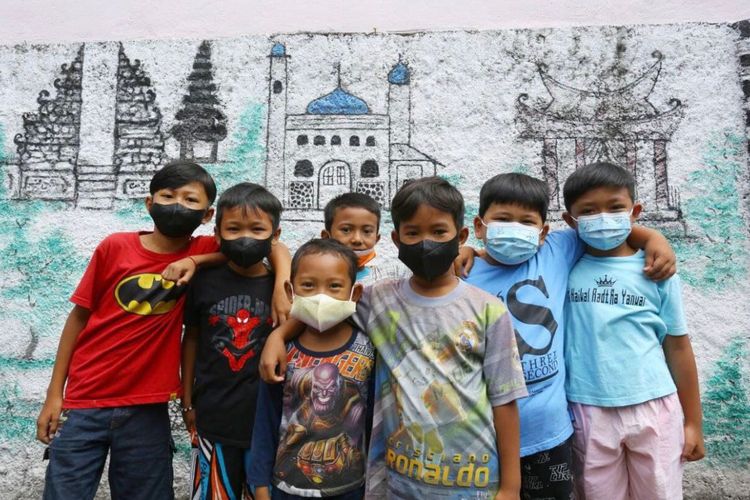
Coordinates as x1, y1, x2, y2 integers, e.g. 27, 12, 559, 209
306, 87, 369, 115
270, 42, 286, 57
388, 62, 410, 85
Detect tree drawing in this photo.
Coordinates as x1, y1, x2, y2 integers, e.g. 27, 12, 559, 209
702, 337, 750, 468
172, 40, 227, 162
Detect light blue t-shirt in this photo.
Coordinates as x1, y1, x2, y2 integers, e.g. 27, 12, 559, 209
466, 229, 584, 457
565, 250, 688, 407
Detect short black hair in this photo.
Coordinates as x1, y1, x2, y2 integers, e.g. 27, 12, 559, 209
563, 162, 635, 211
150, 160, 217, 204
215, 182, 283, 229
291, 238, 358, 286
323, 192, 381, 232
479, 173, 550, 222
391, 176, 464, 231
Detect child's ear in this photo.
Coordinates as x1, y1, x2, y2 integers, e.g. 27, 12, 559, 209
214, 226, 221, 245
283, 280, 294, 303
391, 230, 400, 248
376, 232, 381, 244
562, 212, 576, 229
202, 207, 215, 224
631, 203, 643, 221
538, 224, 551, 246
321, 230, 330, 239
473, 216, 485, 240
271, 227, 282, 244
458, 226, 469, 246
144, 195, 153, 212
350, 283, 364, 303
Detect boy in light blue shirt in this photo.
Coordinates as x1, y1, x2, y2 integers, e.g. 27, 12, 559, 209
562, 162, 704, 500
463, 173, 678, 500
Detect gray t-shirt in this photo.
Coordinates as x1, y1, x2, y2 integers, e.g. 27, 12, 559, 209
356, 278, 528, 499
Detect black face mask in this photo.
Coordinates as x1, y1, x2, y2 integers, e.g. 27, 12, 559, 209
397, 236, 459, 282
149, 202, 206, 238
220, 236, 273, 268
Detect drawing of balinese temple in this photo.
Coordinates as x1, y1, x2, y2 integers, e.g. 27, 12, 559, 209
516, 51, 684, 228
8, 41, 225, 209
264, 43, 442, 219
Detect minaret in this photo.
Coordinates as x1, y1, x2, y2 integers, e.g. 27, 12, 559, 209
387, 60, 411, 145
265, 42, 289, 200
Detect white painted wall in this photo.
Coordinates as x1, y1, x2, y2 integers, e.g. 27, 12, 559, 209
1, 0, 750, 44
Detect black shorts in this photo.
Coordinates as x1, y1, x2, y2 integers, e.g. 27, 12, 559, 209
521, 436, 575, 500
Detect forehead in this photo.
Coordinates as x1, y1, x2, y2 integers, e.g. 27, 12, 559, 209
295, 252, 352, 280
400, 204, 458, 228
156, 181, 208, 198
484, 202, 543, 220
333, 206, 379, 225
572, 186, 633, 206
220, 205, 273, 225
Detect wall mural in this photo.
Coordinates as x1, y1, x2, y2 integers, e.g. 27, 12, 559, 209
0, 22, 749, 498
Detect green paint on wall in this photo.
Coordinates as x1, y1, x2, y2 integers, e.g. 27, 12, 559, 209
210, 103, 266, 195
0, 382, 38, 440
702, 337, 750, 468
670, 132, 748, 290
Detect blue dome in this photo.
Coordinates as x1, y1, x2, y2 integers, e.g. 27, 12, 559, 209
306, 87, 369, 115
270, 42, 286, 57
388, 62, 410, 85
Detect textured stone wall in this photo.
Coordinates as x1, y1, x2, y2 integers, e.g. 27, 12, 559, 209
0, 23, 749, 498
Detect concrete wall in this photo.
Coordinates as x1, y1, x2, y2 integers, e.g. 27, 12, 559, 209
0, 16, 749, 499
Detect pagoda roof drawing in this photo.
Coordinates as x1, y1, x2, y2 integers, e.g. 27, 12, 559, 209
517, 51, 684, 139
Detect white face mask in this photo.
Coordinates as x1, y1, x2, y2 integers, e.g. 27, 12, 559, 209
289, 288, 357, 332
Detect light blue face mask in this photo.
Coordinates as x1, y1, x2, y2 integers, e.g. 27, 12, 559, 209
482, 220, 541, 265
574, 211, 632, 251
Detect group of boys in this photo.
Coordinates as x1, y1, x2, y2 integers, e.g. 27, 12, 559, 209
36, 159, 703, 500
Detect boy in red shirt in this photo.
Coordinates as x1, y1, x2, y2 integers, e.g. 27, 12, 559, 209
35, 161, 290, 500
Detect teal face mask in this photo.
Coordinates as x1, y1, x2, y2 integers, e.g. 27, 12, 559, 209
574, 211, 632, 251
482, 220, 541, 265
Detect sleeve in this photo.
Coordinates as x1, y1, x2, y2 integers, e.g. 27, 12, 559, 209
189, 235, 220, 255
247, 380, 284, 488
546, 229, 585, 271
351, 284, 374, 333
482, 300, 528, 406
70, 236, 111, 310
658, 274, 688, 336
183, 278, 200, 327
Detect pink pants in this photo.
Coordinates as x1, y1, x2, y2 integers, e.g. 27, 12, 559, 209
570, 393, 684, 500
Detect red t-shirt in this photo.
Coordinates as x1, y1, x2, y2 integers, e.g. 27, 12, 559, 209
64, 231, 219, 408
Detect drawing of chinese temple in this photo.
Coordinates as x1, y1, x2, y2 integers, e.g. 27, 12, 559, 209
516, 51, 684, 227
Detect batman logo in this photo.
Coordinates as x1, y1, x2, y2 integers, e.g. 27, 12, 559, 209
114, 273, 185, 316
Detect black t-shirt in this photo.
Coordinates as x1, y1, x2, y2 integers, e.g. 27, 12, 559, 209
184, 264, 274, 447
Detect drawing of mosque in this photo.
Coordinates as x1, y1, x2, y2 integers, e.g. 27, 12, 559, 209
264, 42, 443, 220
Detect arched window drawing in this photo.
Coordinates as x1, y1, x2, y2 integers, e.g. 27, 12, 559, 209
366, 136, 376, 146
314, 135, 325, 145
273, 81, 283, 94
361, 160, 379, 177
331, 135, 341, 145
294, 159, 314, 177
349, 135, 360, 146
297, 135, 308, 146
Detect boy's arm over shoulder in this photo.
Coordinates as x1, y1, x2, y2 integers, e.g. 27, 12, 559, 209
247, 380, 284, 489
162, 236, 223, 286
545, 228, 585, 271
628, 225, 676, 281
481, 295, 528, 406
